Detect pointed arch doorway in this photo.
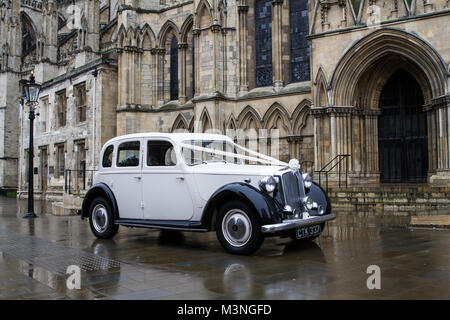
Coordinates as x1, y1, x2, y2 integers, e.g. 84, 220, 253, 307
378, 69, 428, 183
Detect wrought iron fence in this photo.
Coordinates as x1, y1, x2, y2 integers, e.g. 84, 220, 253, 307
315, 154, 351, 191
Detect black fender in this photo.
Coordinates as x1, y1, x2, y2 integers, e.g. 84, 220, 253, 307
81, 183, 119, 220
305, 182, 332, 215
201, 182, 283, 230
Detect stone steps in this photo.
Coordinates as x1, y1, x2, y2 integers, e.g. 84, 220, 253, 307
327, 185, 450, 216
410, 215, 450, 228
51, 202, 78, 216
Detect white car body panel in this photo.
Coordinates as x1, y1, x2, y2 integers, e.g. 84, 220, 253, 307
94, 133, 285, 222
95, 138, 144, 219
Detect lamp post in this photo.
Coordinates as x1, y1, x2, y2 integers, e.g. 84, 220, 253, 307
20, 72, 41, 219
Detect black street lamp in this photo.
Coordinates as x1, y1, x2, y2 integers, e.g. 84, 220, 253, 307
20, 72, 41, 219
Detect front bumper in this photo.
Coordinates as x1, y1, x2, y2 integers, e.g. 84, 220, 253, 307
261, 213, 336, 233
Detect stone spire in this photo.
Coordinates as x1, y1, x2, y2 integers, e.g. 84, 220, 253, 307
0, 0, 21, 71
84, 0, 100, 52
42, 0, 58, 62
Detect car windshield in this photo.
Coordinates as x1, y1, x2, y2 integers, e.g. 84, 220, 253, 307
180, 139, 287, 167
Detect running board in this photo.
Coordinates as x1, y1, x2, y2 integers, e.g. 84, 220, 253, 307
114, 219, 208, 232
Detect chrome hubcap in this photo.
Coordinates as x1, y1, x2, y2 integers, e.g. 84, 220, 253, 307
92, 204, 108, 233
222, 209, 252, 247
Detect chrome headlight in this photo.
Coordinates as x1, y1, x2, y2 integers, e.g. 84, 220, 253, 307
259, 176, 277, 193
302, 172, 312, 188
318, 204, 325, 215
302, 196, 314, 210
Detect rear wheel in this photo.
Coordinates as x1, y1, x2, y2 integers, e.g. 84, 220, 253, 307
216, 200, 264, 255
88, 197, 118, 239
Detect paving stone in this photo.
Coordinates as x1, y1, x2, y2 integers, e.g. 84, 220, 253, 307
0, 197, 449, 299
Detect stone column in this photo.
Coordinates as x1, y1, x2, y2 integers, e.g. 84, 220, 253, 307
428, 96, 450, 185
157, 48, 166, 106
117, 48, 124, 106
135, 48, 142, 105
237, 3, 249, 93
338, 0, 347, 28
313, 113, 320, 171
192, 29, 201, 96
222, 28, 228, 95
128, 48, 135, 105
272, 0, 284, 90
211, 23, 222, 93
320, 2, 330, 31
150, 48, 158, 106
178, 43, 188, 104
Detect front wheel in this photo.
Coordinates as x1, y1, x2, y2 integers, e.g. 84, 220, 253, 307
216, 201, 264, 255
88, 197, 119, 239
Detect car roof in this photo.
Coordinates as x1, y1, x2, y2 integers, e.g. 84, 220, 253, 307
104, 132, 234, 145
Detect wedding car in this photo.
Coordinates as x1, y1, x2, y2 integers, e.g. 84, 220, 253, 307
78, 133, 336, 255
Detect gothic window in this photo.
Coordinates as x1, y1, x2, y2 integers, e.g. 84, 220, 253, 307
56, 90, 67, 128
55, 144, 65, 179
290, 0, 310, 82
58, 16, 65, 30
170, 37, 179, 101
255, 0, 273, 87
40, 97, 49, 133
74, 82, 87, 123
75, 140, 86, 182
21, 14, 36, 58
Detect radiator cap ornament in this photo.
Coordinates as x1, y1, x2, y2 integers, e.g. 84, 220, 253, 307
288, 158, 301, 172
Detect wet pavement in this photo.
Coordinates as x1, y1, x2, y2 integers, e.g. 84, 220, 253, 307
0, 197, 449, 300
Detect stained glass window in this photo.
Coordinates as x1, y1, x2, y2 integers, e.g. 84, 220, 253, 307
351, 0, 362, 16
290, 0, 310, 82
21, 15, 36, 58
255, 0, 273, 87
170, 37, 179, 101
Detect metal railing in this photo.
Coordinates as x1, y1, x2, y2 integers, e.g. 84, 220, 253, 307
64, 169, 96, 195
315, 154, 351, 191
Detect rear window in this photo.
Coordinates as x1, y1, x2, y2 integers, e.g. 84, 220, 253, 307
102, 145, 114, 168
117, 141, 140, 167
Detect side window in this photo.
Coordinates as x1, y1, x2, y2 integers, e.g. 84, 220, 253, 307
147, 141, 177, 166
102, 145, 114, 168
117, 141, 140, 167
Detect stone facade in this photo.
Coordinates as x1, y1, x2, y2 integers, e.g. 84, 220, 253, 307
0, 0, 448, 199
308, 0, 450, 185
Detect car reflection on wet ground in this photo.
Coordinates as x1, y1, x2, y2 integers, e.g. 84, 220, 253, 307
0, 197, 449, 300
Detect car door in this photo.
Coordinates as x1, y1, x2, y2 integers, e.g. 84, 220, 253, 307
142, 138, 194, 220
110, 139, 144, 219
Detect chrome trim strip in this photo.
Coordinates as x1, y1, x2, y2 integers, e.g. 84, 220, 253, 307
261, 213, 336, 233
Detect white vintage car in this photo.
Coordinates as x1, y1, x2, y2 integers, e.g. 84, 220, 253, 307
79, 133, 336, 255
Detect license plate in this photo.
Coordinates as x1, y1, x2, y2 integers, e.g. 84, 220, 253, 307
295, 224, 321, 239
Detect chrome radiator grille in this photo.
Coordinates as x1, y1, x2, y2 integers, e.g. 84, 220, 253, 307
280, 171, 302, 208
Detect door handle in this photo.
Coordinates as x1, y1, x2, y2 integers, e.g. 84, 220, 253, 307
133, 176, 141, 180
176, 176, 185, 181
